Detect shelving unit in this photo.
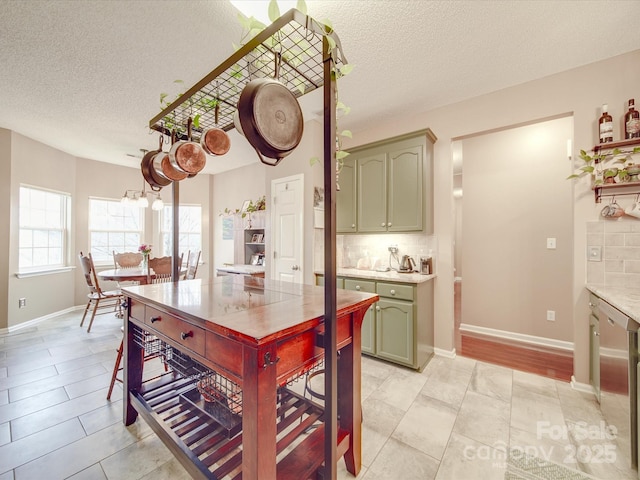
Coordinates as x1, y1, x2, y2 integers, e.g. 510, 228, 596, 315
142, 7, 347, 479
591, 138, 640, 203
244, 228, 265, 265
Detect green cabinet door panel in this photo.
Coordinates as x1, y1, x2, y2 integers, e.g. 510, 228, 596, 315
589, 312, 600, 402
337, 156, 357, 233
357, 153, 387, 233
388, 145, 423, 232
361, 304, 376, 355
376, 298, 414, 366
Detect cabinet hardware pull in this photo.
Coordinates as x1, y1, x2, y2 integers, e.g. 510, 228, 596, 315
263, 351, 280, 369
593, 331, 600, 336
180, 331, 194, 340
376, 306, 380, 311
150, 316, 161, 323
381, 222, 386, 227
351, 224, 355, 228
387, 223, 392, 227
355, 285, 361, 291
390, 289, 396, 295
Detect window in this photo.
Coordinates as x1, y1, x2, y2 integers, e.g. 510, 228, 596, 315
89, 198, 143, 263
160, 205, 202, 258
19, 186, 71, 271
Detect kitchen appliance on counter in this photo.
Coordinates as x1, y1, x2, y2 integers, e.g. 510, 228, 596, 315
591, 293, 640, 470
398, 255, 416, 273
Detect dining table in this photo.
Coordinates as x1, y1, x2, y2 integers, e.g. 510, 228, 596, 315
98, 266, 187, 285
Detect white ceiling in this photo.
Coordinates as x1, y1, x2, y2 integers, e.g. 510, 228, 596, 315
1, 0, 639, 175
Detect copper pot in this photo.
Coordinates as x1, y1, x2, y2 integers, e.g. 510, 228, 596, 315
169, 140, 206, 174
150, 151, 173, 185
200, 127, 231, 156
159, 151, 188, 181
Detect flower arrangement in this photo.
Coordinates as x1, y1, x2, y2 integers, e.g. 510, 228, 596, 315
138, 244, 152, 255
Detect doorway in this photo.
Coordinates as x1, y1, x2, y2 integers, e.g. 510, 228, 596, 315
453, 116, 574, 376
270, 174, 304, 283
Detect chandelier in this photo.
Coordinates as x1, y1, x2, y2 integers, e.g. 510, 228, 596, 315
121, 180, 164, 211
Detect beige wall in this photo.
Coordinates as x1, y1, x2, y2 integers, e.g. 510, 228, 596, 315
0, 130, 11, 329
461, 116, 573, 341
343, 49, 640, 383
1, 131, 212, 331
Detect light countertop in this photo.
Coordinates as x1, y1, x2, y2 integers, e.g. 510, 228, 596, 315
316, 268, 436, 284
217, 264, 265, 275
586, 284, 640, 324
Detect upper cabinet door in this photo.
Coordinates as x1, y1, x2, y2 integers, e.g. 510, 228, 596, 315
388, 144, 423, 232
357, 152, 387, 233
337, 156, 357, 233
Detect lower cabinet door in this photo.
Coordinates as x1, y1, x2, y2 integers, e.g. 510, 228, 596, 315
376, 298, 414, 366
589, 313, 600, 403
361, 303, 376, 355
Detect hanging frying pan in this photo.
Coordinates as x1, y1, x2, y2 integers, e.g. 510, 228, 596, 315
169, 118, 206, 174
237, 54, 303, 166
145, 136, 171, 188
200, 103, 231, 156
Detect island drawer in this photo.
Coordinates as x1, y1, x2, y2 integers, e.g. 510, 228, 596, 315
376, 282, 414, 301
143, 306, 206, 357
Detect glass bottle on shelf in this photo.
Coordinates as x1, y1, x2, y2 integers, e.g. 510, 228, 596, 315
625, 99, 640, 139
598, 104, 613, 143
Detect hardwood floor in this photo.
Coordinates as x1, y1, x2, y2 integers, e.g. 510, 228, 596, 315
454, 281, 574, 382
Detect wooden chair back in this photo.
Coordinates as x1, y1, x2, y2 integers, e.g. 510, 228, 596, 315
79, 251, 101, 295
184, 250, 201, 280
113, 251, 143, 269
149, 256, 173, 283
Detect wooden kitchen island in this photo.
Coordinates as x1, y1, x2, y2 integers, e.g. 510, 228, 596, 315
122, 275, 378, 479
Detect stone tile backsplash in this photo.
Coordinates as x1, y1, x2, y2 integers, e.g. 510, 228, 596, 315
586, 220, 640, 287
314, 231, 437, 273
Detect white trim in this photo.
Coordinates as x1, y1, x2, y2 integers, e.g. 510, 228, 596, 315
454, 276, 462, 283
434, 347, 456, 359
15, 266, 75, 278
570, 376, 595, 395
459, 323, 574, 351
0, 306, 83, 334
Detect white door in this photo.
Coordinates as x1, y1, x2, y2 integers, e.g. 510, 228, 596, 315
271, 174, 304, 283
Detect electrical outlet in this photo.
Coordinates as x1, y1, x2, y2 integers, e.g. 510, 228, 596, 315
588, 246, 602, 262
546, 238, 557, 249
388, 245, 398, 253
546, 310, 555, 321
18, 298, 26, 308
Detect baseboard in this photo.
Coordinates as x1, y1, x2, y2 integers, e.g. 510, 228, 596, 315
459, 323, 573, 352
571, 376, 595, 395
434, 347, 456, 359
1, 305, 83, 334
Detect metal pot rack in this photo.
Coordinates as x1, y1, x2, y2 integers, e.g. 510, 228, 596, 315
591, 138, 640, 202
145, 8, 347, 479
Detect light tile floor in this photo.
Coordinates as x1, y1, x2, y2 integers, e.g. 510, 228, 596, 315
0, 310, 636, 479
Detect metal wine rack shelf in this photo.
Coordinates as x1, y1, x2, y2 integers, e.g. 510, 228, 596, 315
148, 8, 347, 139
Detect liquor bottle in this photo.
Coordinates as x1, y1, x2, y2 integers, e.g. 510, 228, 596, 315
598, 104, 613, 143
625, 99, 640, 139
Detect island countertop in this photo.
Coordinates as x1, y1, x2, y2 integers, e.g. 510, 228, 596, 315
123, 275, 379, 346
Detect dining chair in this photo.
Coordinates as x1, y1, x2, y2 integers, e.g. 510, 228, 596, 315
113, 251, 143, 269
183, 250, 201, 280
78, 251, 123, 332
149, 255, 174, 283
112, 251, 144, 286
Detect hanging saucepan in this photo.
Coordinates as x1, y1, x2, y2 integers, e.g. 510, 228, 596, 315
237, 54, 303, 166
140, 147, 165, 190
146, 136, 171, 188
200, 103, 231, 156
169, 118, 206, 174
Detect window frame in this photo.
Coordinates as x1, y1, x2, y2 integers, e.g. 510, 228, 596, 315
159, 204, 202, 260
88, 196, 145, 266
18, 184, 72, 275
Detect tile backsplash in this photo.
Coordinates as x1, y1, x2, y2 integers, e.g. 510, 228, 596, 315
314, 231, 437, 273
586, 220, 640, 287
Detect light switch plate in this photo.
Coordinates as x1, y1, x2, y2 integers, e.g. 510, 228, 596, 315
588, 246, 602, 262
546, 238, 557, 249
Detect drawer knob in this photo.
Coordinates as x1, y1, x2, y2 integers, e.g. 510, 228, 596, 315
390, 289, 396, 295
355, 285, 361, 291
351, 224, 356, 229
150, 316, 161, 323
376, 306, 381, 311
180, 331, 194, 340
381, 222, 386, 227
387, 223, 392, 227
593, 331, 600, 336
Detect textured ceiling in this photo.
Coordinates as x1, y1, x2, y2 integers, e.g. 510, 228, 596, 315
1, 0, 639, 175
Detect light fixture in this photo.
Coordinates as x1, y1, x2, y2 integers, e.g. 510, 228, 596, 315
121, 180, 163, 210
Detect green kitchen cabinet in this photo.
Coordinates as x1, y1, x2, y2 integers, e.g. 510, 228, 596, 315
346, 129, 435, 234
343, 278, 377, 355
336, 156, 357, 233
589, 312, 600, 402
376, 297, 414, 365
